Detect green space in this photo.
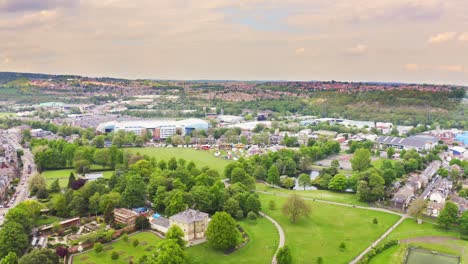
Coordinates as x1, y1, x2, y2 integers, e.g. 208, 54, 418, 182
256, 182, 367, 206
387, 219, 460, 240
187, 218, 278, 264
42, 169, 113, 188
34, 215, 62, 226
73, 232, 162, 264
258, 192, 400, 264
371, 159, 398, 170
309, 164, 353, 175
126, 147, 231, 174
0, 112, 14, 118
405, 247, 459, 264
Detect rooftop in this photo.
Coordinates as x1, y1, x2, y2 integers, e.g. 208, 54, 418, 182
169, 209, 209, 224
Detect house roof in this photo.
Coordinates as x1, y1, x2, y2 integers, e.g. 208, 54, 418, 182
151, 216, 170, 228
375, 135, 438, 148
169, 209, 208, 224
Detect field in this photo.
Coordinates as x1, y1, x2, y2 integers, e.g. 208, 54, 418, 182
0, 112, 14, 118
73, 232, 162, 264
256, 182, 367, 206
34, 215, 62, 226
258, 193, 400, 264
187, 218, 278, 264
42, 169, 113, 188
369, 219, 466, 264
371, 158, 398, 170
126, 147, 231, 174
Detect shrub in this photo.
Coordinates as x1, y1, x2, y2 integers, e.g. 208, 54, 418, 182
339, 242, 346, 251
268, 200, 276, 210
235, 210, 244, 219
373, 218, 378, 225
247, 211, 257, 221
122, 233, 128, 242
317, 257, 323, 264
133, 239, 140, 247
93, 242, 103, 253
111, 251, 119, 260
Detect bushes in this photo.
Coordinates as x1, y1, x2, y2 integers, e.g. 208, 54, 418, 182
359, 240, 398, 264
111, 251, 119, 260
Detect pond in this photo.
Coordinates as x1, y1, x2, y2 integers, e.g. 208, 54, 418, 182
405, 247, 459, 264
293, 170, 319, 190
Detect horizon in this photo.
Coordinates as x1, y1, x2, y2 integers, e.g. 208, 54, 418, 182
1, 1, 468, 85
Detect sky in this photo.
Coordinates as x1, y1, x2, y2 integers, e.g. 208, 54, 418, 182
0, 0, 468, 85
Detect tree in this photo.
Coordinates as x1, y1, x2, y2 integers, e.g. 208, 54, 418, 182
230, 167, 255, 189
331, 159, 340, 168
55, 246, 68, 258
206, 212, 241, 251
111, 251, 119, 260
49, 179, 61, 193
298, 174, 310, 190
223, 198, 240, 218
148, 239, 186, 264
386, 147, 395, 159
133, 239, 140, 247
276, 245, 292, 264
438, 202, 459, 228
328, 174, 347, 192
356, 169, 385, 202
166, 225, 186, 248
89, 192, 101, 216
460, 211, 468, 234
29, 173, 47, 196
168, 157, 178, 170
382, 169, 397, 187
0, 221, 29, 258
253, 166, 267, 180
267, 165, 280, 186
67, 172, 76, 188
0, 252, 17, 264
339, 242, 346, 251
18, 248, 59, 264
407, 198, 427, 220
136, 216, 151, 230
351, 148, 371, 171
94, 135, 105, 148
122, 174, 146, 208
282, 194, 311, 223
93, 148, 111, 168
94, 242, 103, 253
247, 211, 257, 221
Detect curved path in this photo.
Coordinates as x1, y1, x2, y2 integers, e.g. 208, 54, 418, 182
260, 211, 285, 264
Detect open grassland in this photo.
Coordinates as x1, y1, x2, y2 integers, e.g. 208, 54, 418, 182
387, 219, 460, 240
256, 182, 368, 206
126, 147, 231, 174
73, 232, 162, 264
42, 169, 113, 188
258, 193, 400, 264
187, 218, 278, 264
371, 158, 398, 169
0, 112, 14, 118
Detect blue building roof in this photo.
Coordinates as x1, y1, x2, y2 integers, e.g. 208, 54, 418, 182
153, 213, 161, 219
455, 132, 468, 145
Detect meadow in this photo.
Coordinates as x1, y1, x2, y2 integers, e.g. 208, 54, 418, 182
258, 193, 400, 264
126, 147, 232, 174
42, 169, 113, 188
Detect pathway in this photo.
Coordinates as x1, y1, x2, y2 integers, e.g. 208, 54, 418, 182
349, 215, 407, 264
260, 211, 285, 264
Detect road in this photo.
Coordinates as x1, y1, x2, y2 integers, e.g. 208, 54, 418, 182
0, 130, 36, 225
260, 212, 285, 264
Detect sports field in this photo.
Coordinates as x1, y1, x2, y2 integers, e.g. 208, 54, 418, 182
126, 147, 231, 174
42, 169, 113, 188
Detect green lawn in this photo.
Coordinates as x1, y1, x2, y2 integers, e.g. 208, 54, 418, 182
258, 193, 400, 264
371, 158, 397, 170
42, 169, 113, 188
387, 219, 460, 240
0, 112, 14, 118
73, 232, 162, 264
34, 215, 62, 226
187, 218, 278, 264
256, 182, 368, 206
126, 147, 232, 174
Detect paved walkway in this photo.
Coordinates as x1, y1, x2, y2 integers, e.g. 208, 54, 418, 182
260, 212, 285, 264
349, 215, 407, 264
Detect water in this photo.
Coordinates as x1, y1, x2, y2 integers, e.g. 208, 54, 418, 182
293, 170, 319, 190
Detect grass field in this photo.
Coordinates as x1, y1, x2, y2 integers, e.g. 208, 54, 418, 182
371, 158, 397, 169
34, 215, 62, 226
126, 147, 232, 174
258, 193, 400, 264
0, 112, 14, 118
387, 219, 460, 240
73, 232, 162, 264
42, 169, 113, 188
256, 182, 368, 206
187, 218, 278, 264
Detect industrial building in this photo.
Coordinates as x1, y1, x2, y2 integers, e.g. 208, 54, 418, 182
96, 118, 208, 140
375, 135, 439, 152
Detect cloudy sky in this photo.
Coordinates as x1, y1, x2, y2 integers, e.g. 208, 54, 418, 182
0, 0, 468, 84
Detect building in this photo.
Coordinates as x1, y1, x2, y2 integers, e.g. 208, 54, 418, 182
114, 208, 139, 226
455, 131, 468, 145
83, 173, 103, 181
96, 118, 208, 140
375, 135, 439, 151
391, 186, 415, 210
216, 115, 244, 124
169, 209, 209, 241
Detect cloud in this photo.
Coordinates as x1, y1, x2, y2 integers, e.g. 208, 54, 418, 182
403, 63, 423, 71
295, 47, 305, 55
428, 32, 457, 43
437, 64, 464, 72
459, 32, 468, 42
0, 0, 77, 13
346, 44, 368, 54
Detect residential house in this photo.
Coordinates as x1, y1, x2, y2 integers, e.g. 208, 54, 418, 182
169, 209, 209, 241
391, 186, 415, 210
114, 208, 139, 226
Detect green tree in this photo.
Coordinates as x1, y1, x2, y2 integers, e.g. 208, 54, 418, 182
89, 192, 101, 216
356, 169, 385, 202
122, 174, 146, 208
328, 174, 347, 192
0, 252, 17, 264
133, 239, 140, 247
51, 193, 68, 217
282, 194, 311, 223
67, 172, 76, 188
438, 202, 459, 228
206, 212, 241, 251
386, 147, 395, 159
111, 251, 119, 260
223, 198, 240, 218
166, 225, 186, 248
49, 179, 60, 193
350, 148, 371, 171
94, 135, 105, 148
408, 198, 427, 220
253, 166, 267, 180
276, 245, 292, 264
331, 159, 340, 168
18, 248, 59, 264
0, 222, 29, 258
460, 211, 468, 234
148, 239, 186, 264
298, 174, 310, 190
382, 169, 397, 187
267, 165, 280, 186
230, 167, 255, 189
168, 157, 178, 170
